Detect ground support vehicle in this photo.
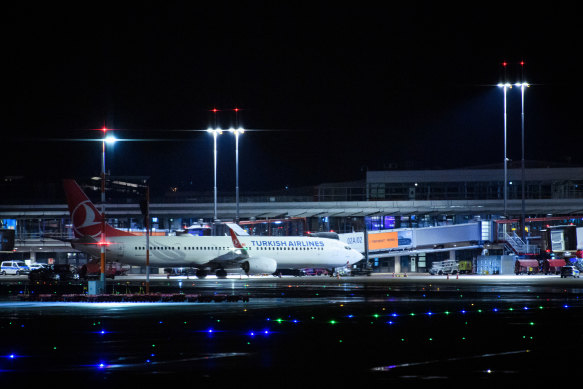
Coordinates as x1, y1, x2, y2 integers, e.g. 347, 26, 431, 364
514, 259, 540, 275
303, 268, 329, 276
458, 260, 473, 274
349, 267, 373, 276
542, 259, 566, 275
429, 260, 459, 275
79, 262, 127, 279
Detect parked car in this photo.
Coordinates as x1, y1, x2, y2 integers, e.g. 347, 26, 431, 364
560, 266, 581, 278
29, 266, 60, 281
29, 264, 79, 282
1, 261, 31, 275
29, 263, 48, 271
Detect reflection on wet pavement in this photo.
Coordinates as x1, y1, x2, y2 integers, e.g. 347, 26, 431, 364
1, 275, 582, 386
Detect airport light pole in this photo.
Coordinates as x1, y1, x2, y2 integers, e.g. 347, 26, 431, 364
99, 128, 116, 292
497, 82, 512, 217
229, 127, 244, 223
207, 128, 223, 224
144, 185, 150, 294
515, 78, 529, 240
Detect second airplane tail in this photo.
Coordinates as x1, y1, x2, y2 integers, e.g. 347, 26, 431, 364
63, 179, 135, 239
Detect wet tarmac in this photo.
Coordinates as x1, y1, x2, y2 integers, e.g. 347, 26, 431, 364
1, 274, 582, 387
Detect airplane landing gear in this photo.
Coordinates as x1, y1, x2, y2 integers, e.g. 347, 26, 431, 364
196, 269, 207, 279
216, 269, 227, 279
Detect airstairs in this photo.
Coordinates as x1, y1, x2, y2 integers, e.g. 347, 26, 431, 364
503, 232, 539, 255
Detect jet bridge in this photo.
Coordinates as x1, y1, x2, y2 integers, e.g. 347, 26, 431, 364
339, 223, 482, 259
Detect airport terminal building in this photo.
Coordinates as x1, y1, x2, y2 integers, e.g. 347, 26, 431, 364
1, 162, 582, 274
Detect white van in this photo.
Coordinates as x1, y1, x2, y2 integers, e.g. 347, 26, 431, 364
0, 261, 31, 275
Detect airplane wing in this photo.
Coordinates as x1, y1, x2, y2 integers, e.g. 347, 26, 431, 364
202, 227, 249, 269
201, 228, 275, 274
39, 233, 76, 243
208, 247, 249, 264
205, 228, 276, 274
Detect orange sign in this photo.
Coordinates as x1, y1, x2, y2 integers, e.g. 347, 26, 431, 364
368, 231, 398, 250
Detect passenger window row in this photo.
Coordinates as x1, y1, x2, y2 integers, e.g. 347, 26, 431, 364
132, 246, 322, 251
133, 246, 232, 251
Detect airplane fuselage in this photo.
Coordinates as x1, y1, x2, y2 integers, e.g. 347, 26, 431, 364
73, 234, 362, 270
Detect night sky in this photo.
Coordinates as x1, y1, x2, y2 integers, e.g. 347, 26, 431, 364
2, 3, 581, 196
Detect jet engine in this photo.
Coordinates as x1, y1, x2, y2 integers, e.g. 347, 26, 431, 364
241, 257, 277, 275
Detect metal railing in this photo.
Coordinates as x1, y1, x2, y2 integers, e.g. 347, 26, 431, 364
503, 231, 539, 255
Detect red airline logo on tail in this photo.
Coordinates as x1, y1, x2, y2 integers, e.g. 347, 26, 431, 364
71, 200, 103, 238
229, 228, 244, 249
63, 179, 134, 238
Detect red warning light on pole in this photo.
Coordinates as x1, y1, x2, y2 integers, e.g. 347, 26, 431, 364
502, 61, 507, 67
210, 108, 219, 113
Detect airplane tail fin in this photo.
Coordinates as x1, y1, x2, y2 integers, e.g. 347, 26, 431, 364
63, 179, 134, 239
224, 222, 249, 236
225, 222, 249, 249
228, 228, 244, 249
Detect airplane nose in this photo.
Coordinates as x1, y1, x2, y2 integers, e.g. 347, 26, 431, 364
350, 249, 364, 264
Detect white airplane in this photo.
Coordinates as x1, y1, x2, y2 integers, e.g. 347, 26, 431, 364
63, 179, 363, 278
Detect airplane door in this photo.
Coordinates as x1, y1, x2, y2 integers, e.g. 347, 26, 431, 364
108, 241, 124, 260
